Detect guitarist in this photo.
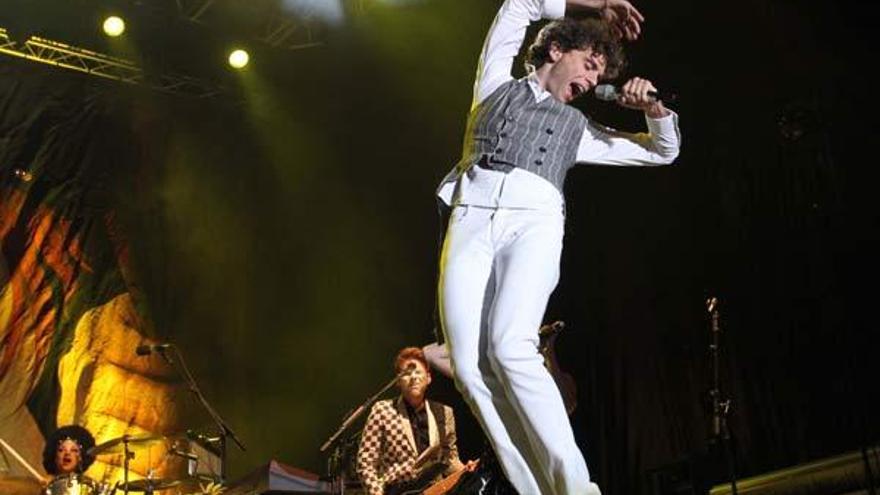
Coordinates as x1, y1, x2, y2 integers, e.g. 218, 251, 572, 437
357, 347, 477, 495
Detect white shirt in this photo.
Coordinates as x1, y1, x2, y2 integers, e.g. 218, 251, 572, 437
437, 0, 681, 211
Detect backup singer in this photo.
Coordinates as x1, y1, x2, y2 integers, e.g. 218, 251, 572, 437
356, 347, 475, 495
435, 0, 681, 493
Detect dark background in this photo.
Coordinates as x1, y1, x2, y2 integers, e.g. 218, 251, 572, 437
1, 0, 878, 492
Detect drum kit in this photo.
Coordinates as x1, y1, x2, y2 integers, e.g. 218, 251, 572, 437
38, 471, 188, 495
0, 432, 220, 495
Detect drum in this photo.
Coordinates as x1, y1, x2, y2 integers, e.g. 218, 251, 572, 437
44, 474, 110, 495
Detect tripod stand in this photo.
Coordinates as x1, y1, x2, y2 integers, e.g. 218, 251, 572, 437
706, 297, 737, 495
139, 343, 246, 482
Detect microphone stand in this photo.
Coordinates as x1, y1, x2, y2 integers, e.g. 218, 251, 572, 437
706, 297, 737, 494
162, 344, 246, 482
320, 368, 410, 494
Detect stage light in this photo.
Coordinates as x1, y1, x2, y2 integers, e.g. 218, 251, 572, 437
228, 49, 249, 69
13, 169, 33, 182
102, 16, 125, 37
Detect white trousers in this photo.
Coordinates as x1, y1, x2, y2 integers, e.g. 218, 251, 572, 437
438, 205, 596, 495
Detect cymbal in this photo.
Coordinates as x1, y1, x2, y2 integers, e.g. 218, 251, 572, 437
116, 478, 182, 492
0, 475, 43, 495
88, 434, 166, 456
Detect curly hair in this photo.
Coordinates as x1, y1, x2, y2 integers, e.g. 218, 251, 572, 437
394, 347, 429, 374
42, 424, 96, 475
526, 17, 626, 79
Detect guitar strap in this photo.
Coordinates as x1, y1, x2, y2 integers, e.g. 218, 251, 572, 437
388, 403, 450, 495
429, 400, 447, 448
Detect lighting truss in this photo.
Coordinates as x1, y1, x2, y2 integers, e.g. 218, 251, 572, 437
259, 17, 323, 51
174, 0, 324, 50
0, 27, 224, 98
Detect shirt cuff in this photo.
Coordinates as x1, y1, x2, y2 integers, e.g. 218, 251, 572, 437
645, 110, 679, 136
542, 0, 566, 20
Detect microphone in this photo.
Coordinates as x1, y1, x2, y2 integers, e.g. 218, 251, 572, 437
594, 84, 677, 103
397, 362, 417, 377
186, 429, 221, 444
136, 343, 172, 356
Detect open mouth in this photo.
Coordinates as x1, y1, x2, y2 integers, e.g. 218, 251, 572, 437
569, 82, 587, 99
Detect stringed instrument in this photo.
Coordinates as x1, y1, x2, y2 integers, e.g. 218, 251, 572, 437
387, 451, 478, 495
422, 460, 479, 495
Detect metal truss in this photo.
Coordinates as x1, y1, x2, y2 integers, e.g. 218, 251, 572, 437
0, 1, 329, 96
176, 0, 218, 22
258, 16, 323, 51
173, 0, 325, 50
0, 27, 224, 98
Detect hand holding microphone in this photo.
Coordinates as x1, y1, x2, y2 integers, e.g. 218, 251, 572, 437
595, 77, 674, 118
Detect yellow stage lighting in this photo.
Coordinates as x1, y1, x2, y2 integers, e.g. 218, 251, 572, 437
102, 16, 125, 37
228, 49, 249, 69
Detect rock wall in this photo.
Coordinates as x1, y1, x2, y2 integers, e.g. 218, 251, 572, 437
1, 143, 189, 488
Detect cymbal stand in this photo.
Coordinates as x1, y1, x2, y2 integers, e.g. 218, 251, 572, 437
162, 344, 246, 482
123, 436, 132, 495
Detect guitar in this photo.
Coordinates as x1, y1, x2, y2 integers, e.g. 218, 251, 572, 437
423, 461, 479, 495
387, 459, 479, 495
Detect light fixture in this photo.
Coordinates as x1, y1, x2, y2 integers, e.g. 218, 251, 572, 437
102, 16, 125, 37
228, 49, 249, 69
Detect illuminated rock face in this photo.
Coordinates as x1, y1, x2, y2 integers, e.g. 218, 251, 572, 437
1, 186, 188, 486
58, 292, 189, 484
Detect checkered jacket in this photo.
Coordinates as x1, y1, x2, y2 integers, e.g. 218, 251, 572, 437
356, 397, 464, 495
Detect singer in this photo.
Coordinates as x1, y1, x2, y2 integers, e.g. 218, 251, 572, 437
435, 0, 681, 493
356, 347, 475, 495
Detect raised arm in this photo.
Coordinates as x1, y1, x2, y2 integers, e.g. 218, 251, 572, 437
472, 0, 566, 107
472, 0, 644, 108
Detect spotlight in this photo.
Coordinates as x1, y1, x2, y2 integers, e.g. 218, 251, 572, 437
228, 49, 249, 69
13, 169, 33, 182
102, 16, 125, 37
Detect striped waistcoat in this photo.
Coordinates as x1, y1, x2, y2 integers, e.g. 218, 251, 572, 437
446, 78, 587, 194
